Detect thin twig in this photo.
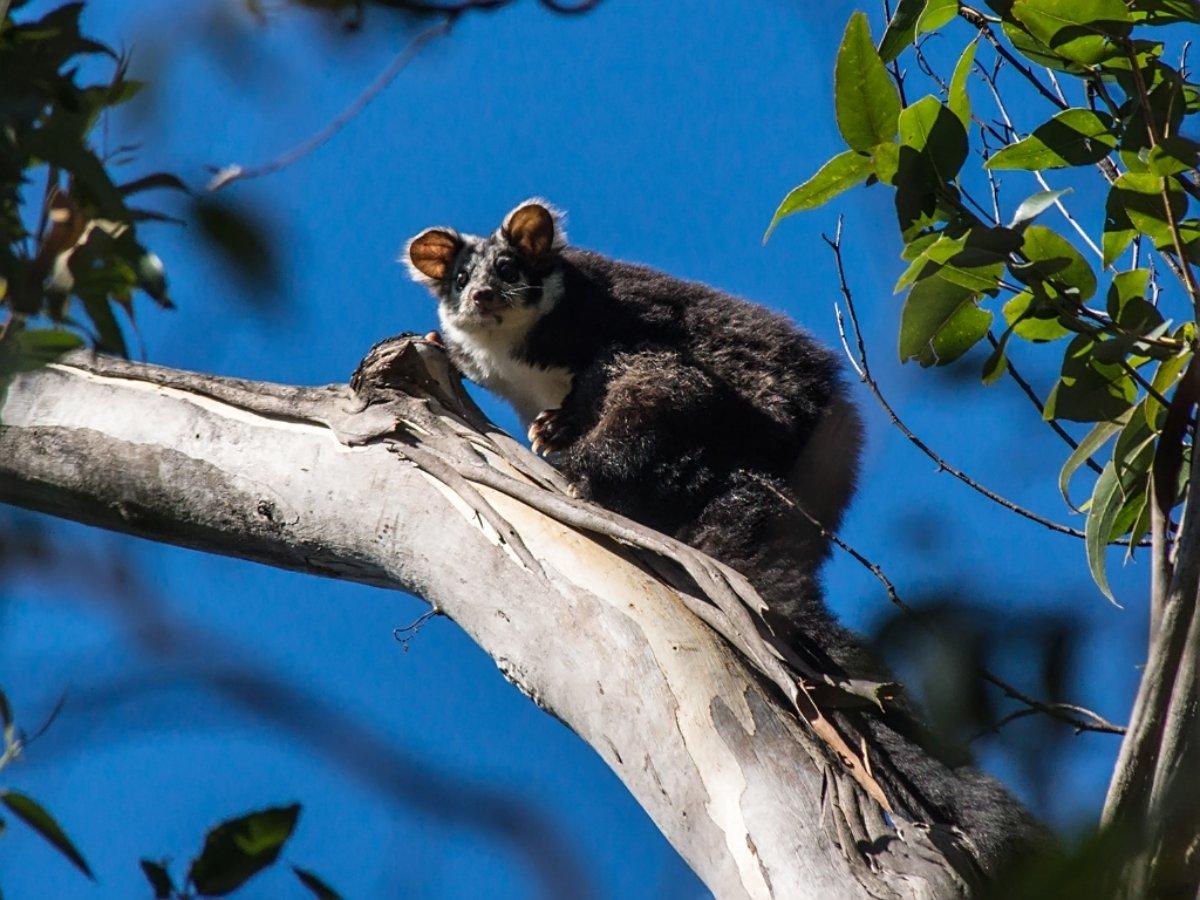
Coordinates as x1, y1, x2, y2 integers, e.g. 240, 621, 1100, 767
1124, 41, 1200, 314
958, 6, 1067, 110
207, 17, 454, 191
823, 221, 1103, 543
984, 332, 1105, 477
394, 608, 440, 651
880, 0, 908, 106
776, 477, 1126, 736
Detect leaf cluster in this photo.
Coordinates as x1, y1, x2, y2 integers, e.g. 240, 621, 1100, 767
0, 1, 187, 375
769, 0, 1200, 599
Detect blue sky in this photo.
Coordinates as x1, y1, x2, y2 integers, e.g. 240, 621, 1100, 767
0, 0, 1166, 896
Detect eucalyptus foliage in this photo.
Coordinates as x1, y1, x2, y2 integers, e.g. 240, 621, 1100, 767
0, 0, 184, 375
769, 0, 1200, 601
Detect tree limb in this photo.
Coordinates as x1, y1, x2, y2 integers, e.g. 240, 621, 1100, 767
0, 339, 1044, 898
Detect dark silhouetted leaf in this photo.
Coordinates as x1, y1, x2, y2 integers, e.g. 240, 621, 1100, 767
192, 198, 278, 292
293, 866, 343, 900
140, 860, 174, 899
1044, 334, 1136, 423
1, 792, 93, 880
187, 804, 300, 896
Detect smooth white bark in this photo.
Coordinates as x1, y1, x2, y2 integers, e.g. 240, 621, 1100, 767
0, 342, 1032, 898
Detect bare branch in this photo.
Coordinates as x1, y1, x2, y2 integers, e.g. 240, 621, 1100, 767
207, 18, 453, 191
823, 221, 1122, 544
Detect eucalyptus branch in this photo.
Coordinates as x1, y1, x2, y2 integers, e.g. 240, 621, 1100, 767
207, 17, 454, 191
1123, 41, 1200, 313
984, 332, 1105, 477
881, 0, 909, 106
958, 6, 1068, 110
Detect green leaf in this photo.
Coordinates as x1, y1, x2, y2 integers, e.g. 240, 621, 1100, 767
1104, 173, 1188, 265
187, 804, 300, 897
916, 0, 959, 36
1, 792, 93, 880
899, 95, 969, 181
764, 151, 874, 240
1145, 349, 1192, 426
948, 40, 978, 127
1106, 269, 1164, 338
1015, 225, 1097, 301
899, 276, 991, 366
0, 330, 85, 379
894, 230, 1007, 295
1060, 418, 1125, 510
1085, 461, 1123, 603
982, 328, 1011, 385
1010, 188, 1071, 227
872, 141, 901, 184
1001, 20, 1090, 73
835, 12, 901, 151
1128, 0, 1200, 25
140, 860, 175, 899
1003, 290, 1072, 341
1011, 0, 1131, 66
1044, 334, 1137, 422
878, 0, 927, 62
986, 109, 1117, 170
1146, 137, 1200, 176
293, 866, 343, 900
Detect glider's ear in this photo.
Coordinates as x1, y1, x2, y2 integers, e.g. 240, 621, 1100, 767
501, 199, 566, 263
404, 228, 463, 286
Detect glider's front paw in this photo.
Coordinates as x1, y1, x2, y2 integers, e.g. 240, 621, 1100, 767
528, 408, 578, 456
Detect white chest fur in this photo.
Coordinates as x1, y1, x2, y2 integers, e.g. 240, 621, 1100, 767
441, 317, 573, 424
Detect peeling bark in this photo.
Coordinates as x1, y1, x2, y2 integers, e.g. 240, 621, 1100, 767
0, 339, 1039, 898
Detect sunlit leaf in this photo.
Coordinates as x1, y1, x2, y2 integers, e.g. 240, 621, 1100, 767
835, 12, 901, 151
1085, 461, 1123, 603
1014, 225, 1097, 301
986, 109, 1117, 170
948, 40, 977, 127
899, 95, 969, 181
878, 0, 928, 62
899, 276, 990, 366
1011, 0, 1131, 66
765, 151, 873, 240
915, 0, 959, 37
1060, 418, 1125, 510
1010, 188, 1071, 227
1003, 290, 1072, 341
